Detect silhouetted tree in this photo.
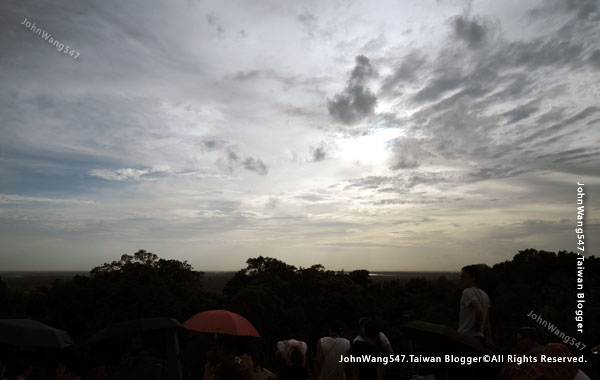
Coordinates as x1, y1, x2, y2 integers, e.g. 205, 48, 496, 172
348, 270, 371, 288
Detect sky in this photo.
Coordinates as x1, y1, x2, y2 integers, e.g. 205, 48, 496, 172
0, 0, 599, 271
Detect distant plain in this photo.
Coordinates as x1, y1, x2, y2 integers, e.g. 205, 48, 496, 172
0, 271, 460, 293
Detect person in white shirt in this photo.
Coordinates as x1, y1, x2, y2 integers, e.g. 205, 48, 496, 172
458, 265, 492, 348
352, 317, 394, 355
314, 323, 351, 380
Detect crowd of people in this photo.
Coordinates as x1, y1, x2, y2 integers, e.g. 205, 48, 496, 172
201, 317, 393, 380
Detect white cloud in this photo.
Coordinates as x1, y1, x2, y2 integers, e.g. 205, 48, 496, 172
0, 194, 94, 205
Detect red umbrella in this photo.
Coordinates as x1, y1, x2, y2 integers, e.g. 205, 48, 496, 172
183, 310, 261, 337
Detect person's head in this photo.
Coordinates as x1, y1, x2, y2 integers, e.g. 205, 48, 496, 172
363, 319, 379, 343
216, 335, 236, 359
516, 327, 539, 353
328, 321, 344, 338
461, 265, 480, 288
5, 358, 35, 379
359, 317, 370, 335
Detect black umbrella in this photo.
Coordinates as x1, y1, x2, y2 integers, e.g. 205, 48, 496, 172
0, 319, 74, 349
89, 317, 183, 342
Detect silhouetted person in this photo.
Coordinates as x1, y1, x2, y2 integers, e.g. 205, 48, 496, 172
2, 357, 34, 380
351, 320, 384, 380
276, 339, 308, 380
458, 265, 492, 348
315, 322, 351, 380
204, 336, 252, 380
56, 360, 83, 380
236, 338, 276, 380
353, 318, 393, 356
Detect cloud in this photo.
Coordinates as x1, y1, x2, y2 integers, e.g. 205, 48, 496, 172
412, 70, 466, 103
242, 157, 268, 176
228, 70, 263, 81
468, 165, 526, 181
589, 50, 600, 68
297, 10, 316, 26
206, 13, 224, 35
450, 15, 489, 49
504, 39, 585, 69
89, 165, 171, 181
327, 55, 377, 124
388, 138, 434, 170
223, 69, 304, 91
310, 141, 333, 162
345, 171, 456, 193
382, 3, 600, 185
216, 147, 269, 176
380, 51, 427, 95
528, 0, 599, 22
200, 139, 226, 151
0, 194, 94, 205
311, 146, 327, 161
501, 101, 539, 124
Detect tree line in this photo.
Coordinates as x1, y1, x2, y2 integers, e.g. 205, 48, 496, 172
0, 248, 598, 357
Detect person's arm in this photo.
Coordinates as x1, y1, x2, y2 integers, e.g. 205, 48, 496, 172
379, 333, 394, 355
314, 340, 323, 380
471, 299, 484, 333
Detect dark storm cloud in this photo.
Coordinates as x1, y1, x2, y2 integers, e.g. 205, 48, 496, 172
327, 55, 377, 125
451, 15, 488, 49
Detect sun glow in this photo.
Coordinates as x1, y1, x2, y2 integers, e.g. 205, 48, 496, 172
337, 128, 403, 166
